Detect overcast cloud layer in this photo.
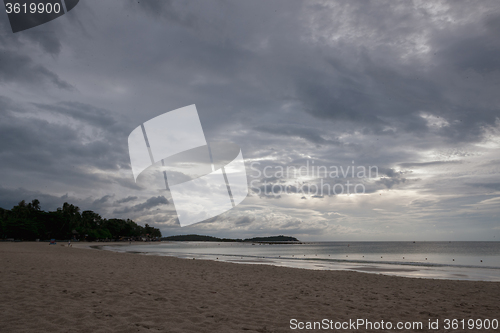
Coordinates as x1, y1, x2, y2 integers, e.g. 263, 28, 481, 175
1, 0, 499, 240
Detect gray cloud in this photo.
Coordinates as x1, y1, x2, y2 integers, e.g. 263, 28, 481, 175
0, 49, 72, 89
113, 196, 169, 214
467, 183, 500, 191
376, 177, 408, 189
115, 196, 138, 204
33, 101, 117, 128
92, 194, 113, 206
399, 161, 463, 169
254, 125, 343, 146
234, 216, 254, 226
0, 100, 129, 170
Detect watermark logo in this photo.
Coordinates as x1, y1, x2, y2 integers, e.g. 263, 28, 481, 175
249, 160, 378, 197
4, 0, 79, 33
128, 105, 248, 227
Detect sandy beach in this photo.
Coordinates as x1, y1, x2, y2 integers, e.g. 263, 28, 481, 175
1, 242, 499, 332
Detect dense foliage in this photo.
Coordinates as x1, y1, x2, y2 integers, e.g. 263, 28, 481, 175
0, 199, 161, 241
162, 234, 299, 242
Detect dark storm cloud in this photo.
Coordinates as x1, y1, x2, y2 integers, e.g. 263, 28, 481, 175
92, 194, 113, 206
0, 187, 63, 211
126, 0, 199, 29
0, 112, 124, 172
438, 14, 500, 75
0, 49, 72, 89
33, 102, 117, 128
293, 38, 496, 144
0, 11, 62, 54
0, 6, 71, 90
0, 99, 132, 192
293, 64, 390, 127
0, 95, 16, 115
114, 0, 499, 148
17, 30, 63, 55
113, 196, 169, 214
0, 187, 118, 216
145, 1, 496, 148
115, 196, 138, 204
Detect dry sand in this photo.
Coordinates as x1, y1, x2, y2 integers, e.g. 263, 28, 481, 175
0, 242, 499, 332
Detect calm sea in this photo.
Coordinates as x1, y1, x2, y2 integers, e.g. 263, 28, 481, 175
102, 241, 500, 281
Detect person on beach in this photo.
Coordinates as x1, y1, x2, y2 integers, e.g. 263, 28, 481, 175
68, 240, 72, 247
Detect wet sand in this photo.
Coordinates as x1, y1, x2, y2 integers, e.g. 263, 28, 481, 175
1, 242, 499, 332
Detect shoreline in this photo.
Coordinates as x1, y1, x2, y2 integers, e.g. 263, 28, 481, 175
1, 242, 499, 332
97, 241, 500, 282
7, 241, 500, 282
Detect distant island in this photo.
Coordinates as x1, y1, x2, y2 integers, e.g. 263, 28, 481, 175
161, 234, 300, 243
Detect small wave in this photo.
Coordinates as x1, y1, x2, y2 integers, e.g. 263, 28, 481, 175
218, 253, 500, 270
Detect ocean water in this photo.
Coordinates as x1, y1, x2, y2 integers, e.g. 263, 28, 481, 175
102, 241, 500, 281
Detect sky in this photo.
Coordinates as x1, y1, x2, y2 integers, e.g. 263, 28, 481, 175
0, 0, 499, 241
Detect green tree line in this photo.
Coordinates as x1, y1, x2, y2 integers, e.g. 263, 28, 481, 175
0, 199, 161, 241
